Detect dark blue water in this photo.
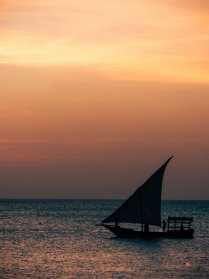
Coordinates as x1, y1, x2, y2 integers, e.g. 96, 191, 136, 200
0, 200, 208, 278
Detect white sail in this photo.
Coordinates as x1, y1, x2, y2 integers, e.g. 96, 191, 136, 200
102, 157, 173, 227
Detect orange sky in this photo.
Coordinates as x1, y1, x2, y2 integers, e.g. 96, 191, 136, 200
0, 0, 209, 199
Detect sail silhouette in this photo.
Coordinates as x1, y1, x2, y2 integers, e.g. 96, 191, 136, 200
102, 157, 173, 227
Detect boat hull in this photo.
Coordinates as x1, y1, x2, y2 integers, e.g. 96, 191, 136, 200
103, 224, 194, 239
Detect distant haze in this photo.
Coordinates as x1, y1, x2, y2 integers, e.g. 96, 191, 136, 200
0, 1, 209, 199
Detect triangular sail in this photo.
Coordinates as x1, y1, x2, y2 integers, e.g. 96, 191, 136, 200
102, 157, 173, 227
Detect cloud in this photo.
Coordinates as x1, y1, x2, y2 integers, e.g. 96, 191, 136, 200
0, 0, 208, 83
0, 138, 52, 146
0, 137, 61, 166
166, 0, 209, 11
0, 106, 32, 118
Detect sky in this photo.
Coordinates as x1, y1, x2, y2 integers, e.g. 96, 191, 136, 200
0, 0, 209, 199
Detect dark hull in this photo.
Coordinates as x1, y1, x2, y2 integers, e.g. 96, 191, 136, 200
103, 224, 194, 239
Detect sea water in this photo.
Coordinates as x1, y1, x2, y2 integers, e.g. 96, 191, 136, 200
0, 200, 208, 278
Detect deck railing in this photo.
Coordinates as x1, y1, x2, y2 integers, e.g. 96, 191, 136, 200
167, 217, 193, 232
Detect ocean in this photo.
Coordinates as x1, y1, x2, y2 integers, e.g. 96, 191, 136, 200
0, 200, 208, 278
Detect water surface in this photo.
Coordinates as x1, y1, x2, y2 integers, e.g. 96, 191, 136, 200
0, 200, 208, 278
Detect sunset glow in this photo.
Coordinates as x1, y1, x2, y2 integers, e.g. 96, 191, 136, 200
0, 0, 209, 199
1, 0, 209, 82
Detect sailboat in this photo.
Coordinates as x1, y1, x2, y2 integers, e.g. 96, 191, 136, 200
101, 157, 194, 238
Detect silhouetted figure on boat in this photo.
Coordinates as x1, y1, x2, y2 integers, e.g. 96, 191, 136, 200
163, 220, 166, 232
144, 223, 149, 233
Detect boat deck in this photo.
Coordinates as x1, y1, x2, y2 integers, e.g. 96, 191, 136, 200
103, 222, 194, 239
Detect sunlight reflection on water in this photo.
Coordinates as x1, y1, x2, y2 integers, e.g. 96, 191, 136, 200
0, 200, 208, 278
